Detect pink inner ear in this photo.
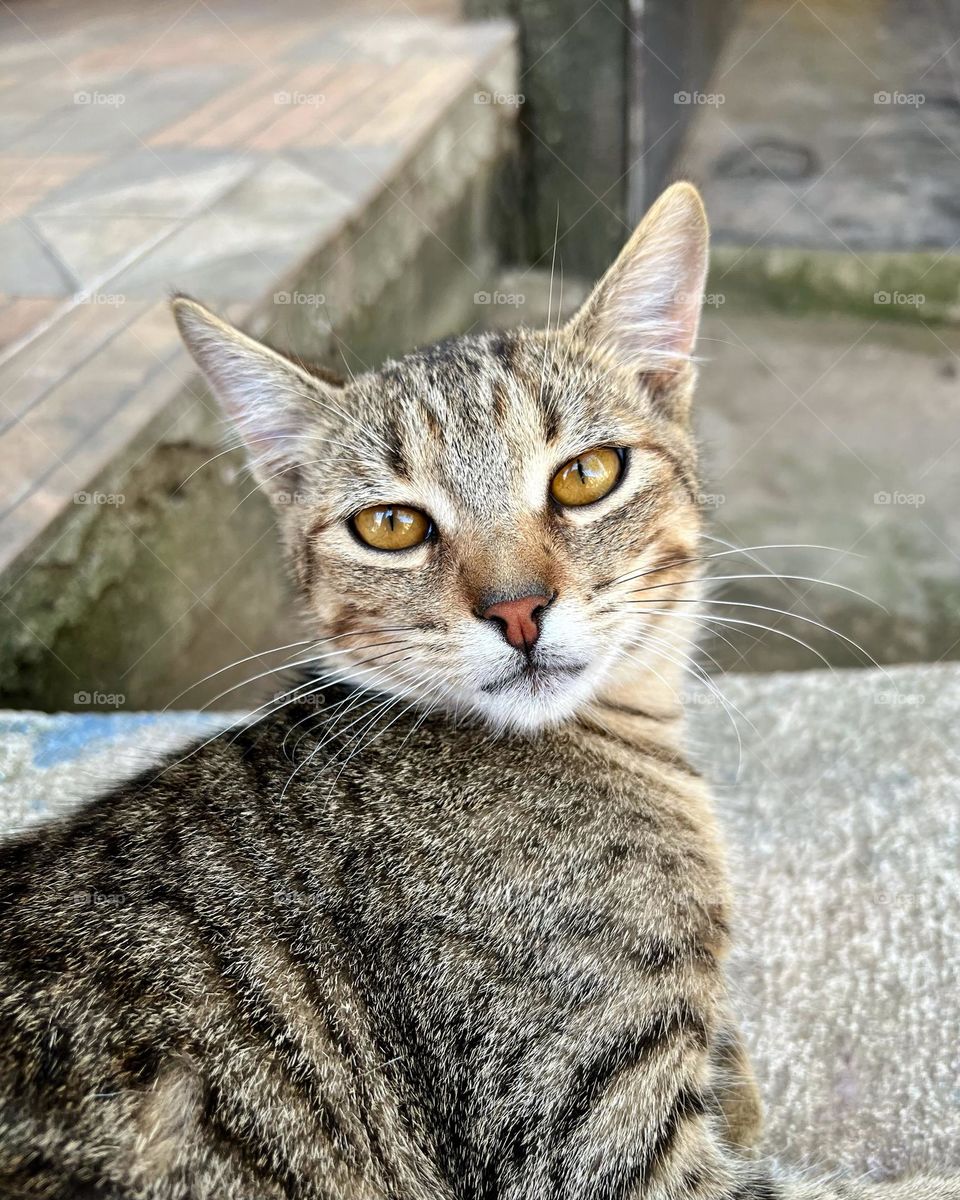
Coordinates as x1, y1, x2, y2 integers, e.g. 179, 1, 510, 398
573, 184, 709, 371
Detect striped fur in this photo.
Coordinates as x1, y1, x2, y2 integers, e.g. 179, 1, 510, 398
1, 184, 957, 1198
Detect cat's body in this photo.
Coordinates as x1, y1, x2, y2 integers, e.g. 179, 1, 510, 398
1, 689, 754, 1199
1, 184, 957, 1198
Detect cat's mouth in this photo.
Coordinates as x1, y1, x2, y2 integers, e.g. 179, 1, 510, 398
480, 657, 589, 695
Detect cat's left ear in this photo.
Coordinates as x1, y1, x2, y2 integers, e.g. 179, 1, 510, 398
566, 181, 708, 418
173, 296, 341, 505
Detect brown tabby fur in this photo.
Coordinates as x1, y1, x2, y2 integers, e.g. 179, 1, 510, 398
0, 184, 957, 1199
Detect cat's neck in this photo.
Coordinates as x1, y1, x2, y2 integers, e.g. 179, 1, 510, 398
581, 630, 694, 747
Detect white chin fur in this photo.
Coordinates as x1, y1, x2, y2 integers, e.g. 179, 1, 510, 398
467, 663, 605, 734
450, 599, 613, 735
328, 603, 616, 736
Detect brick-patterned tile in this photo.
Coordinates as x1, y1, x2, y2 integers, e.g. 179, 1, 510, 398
293, 61, 399, 147
351, 58, 471, 146
0, 298, 60, 354
246, 64, 344, 151
150, 66, 281, 146
0, 157, 101, 221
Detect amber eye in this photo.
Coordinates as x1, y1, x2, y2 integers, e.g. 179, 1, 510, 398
550, 446, 624, 507
352, 504, 432, 551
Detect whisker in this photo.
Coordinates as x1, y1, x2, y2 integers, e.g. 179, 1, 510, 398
621, 606, 843, 673
603, 542, 867, 592
162, 636, 316, 709
618, 636, 747, 775
189, 629, 423, 714
149, 638, 419, 782
630, 571, 886, 612
628, 595, 887, 667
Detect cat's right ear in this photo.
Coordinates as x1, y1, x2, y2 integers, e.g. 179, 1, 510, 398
566, 181, 708, 420
172, 296, 341, 502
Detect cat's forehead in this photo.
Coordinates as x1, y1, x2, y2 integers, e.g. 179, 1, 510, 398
342, 331, 629, 512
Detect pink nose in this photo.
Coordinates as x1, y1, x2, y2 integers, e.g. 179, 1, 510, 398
481, 593, 552, 651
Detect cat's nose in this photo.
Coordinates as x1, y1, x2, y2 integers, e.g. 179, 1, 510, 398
481, 592, 553, 651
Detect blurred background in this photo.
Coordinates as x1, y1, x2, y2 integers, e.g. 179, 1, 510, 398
0, 0, 958, 711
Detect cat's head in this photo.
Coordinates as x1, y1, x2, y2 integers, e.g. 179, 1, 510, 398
174, 183, 708, 734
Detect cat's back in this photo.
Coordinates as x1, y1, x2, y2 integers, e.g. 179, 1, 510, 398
0, 696, 725, 1200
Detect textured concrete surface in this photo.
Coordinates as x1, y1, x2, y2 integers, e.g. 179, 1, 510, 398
2, 662, 958, 1180
682, 0, 960, 252
695, 307, 960, 672
691, 663, 960, 1179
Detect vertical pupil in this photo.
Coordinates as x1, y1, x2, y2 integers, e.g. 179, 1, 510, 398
576, 459, 586, 485
387, 508, 395, 532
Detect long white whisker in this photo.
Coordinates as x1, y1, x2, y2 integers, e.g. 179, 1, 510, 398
627, 596, 890, 675
630, 571, 886, 611
605, 542, 867, 590
625, 607, 840, 672
162, 637, 316, 710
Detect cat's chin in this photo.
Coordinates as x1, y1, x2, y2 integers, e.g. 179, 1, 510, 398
468, 660, 603, 736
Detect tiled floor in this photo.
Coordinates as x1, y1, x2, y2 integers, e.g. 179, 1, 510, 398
0, 0, 511, 572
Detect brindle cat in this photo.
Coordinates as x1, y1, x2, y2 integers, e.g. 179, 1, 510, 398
1, 185, 957, 1199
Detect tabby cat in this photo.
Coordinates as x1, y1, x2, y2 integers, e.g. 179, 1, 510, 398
1, 183, 956, 1200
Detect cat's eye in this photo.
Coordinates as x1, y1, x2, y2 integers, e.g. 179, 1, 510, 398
550, 446, 624, 507
352, 504, 433, 551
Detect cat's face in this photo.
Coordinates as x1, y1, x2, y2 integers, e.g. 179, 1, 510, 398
175, 183, 709, 733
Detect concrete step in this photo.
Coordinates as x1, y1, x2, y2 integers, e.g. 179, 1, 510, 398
3, 662, 958, 1178
679, 0, 960, 320
0, 0, 517, 710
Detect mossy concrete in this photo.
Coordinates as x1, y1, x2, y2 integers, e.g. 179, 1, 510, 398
710, 246, 960, 326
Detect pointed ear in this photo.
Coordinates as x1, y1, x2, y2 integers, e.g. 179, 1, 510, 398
567, 181, 709, 392
172, 296, 342, 503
